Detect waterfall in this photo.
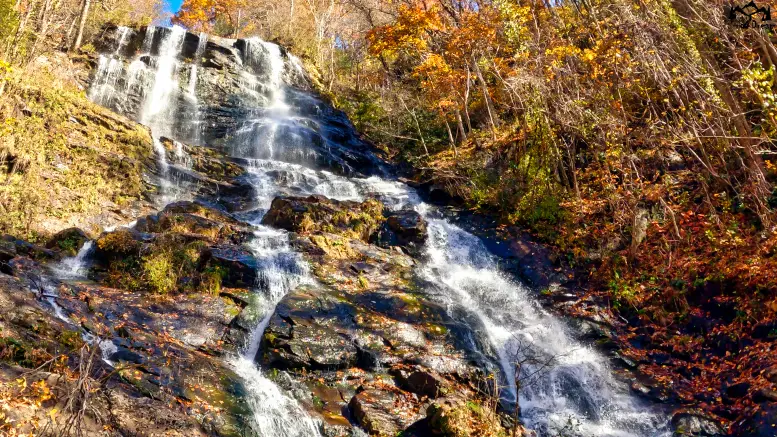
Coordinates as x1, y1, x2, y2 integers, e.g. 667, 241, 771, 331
416, 219, 670, 436
231, 226, 321, 437
88, 26, 132, 106
141, 26, 186, 134
188, 33, 207, 98
85, 26, 671, 437
53, 240, 94, 280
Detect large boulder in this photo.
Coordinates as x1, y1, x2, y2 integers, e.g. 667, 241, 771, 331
0, 236, 57, 263
204, 245, 257, 288
135, 202, 252, 244
371, 210, 428, 256
262, 195, 384, 241
391, 366, 450, 399
670, 411, 724, 436
261, 287, 359, 370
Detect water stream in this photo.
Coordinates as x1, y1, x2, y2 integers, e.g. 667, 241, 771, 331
83, 26, 671, 436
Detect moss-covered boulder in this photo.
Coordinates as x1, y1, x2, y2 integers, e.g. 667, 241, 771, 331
135, 201, 252, 244
262, 195, 384, 241
45, 227, 91, 257
426, 396, 508, 437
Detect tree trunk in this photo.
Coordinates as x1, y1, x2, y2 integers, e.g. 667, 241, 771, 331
27, 0, 54, 63
234, 9, 242, 39
444, 114, 458, 157
455, 108, 467, 144
70, 0, 90, 52
472, 53, 499, 139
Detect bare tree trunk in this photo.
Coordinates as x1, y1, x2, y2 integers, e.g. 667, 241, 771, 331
472, 53, 499, 139
463, 64, 473, 132
444, 114, 458, 157
400, 95, 428, 156
234, 9, 242, 38
27, 0, 53, 63
455, 108, 467, 144
70, 0, 90, 52
64, 13, 79, 50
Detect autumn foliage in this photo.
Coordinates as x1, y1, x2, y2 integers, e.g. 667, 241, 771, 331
316, 0, 777, 429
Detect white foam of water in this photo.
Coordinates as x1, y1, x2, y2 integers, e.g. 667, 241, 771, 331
52, 241, 94, 280
142, 26, 186, 127
187, 33, 208, 99
420, 218, 670, 436
232, 357, 322, 436
142, 26, 156, 53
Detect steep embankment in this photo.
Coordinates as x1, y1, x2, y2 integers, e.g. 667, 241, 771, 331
0, 55, 154, 241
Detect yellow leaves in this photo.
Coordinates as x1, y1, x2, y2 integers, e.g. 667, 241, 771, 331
367, 5, 443, 58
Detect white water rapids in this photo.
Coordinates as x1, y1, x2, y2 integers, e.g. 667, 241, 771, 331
83, 26, 672, 436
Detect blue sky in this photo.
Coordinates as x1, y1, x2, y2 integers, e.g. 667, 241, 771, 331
164, 0, 183, 16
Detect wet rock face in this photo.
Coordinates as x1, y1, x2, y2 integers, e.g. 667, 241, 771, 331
349, 390, 421, 437
92, 25, 386, 177
262, 287, 359, 370
371, 210, 428, 256
255, 195, 505, 434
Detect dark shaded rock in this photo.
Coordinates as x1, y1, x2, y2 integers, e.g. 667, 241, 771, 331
370, 210, 428, 256
205, 245, 257, 287
752, 321, 777, 340
753, 388, 777, 403
45, 228, 90, 257
391, 366, 449, 399
1, 235, 57, 261
731, 404, 777, 437
725, 382, 751, 399
670, 411, 724, 436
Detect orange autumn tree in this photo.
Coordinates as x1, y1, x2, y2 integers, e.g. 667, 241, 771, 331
367, 3, 511, 149
173, 0, 246, 35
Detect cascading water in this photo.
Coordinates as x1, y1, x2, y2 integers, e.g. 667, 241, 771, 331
85, 26, 672, 437
52, 240, 94, 280
89, 26, 131, 106
418, 219, 670, 436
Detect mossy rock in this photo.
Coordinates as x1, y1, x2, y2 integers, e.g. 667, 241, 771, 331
262, 195, 385, 241
46, 227, 90, 257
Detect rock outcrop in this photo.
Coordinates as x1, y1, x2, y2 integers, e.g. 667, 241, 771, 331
93, 25, 386, 177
